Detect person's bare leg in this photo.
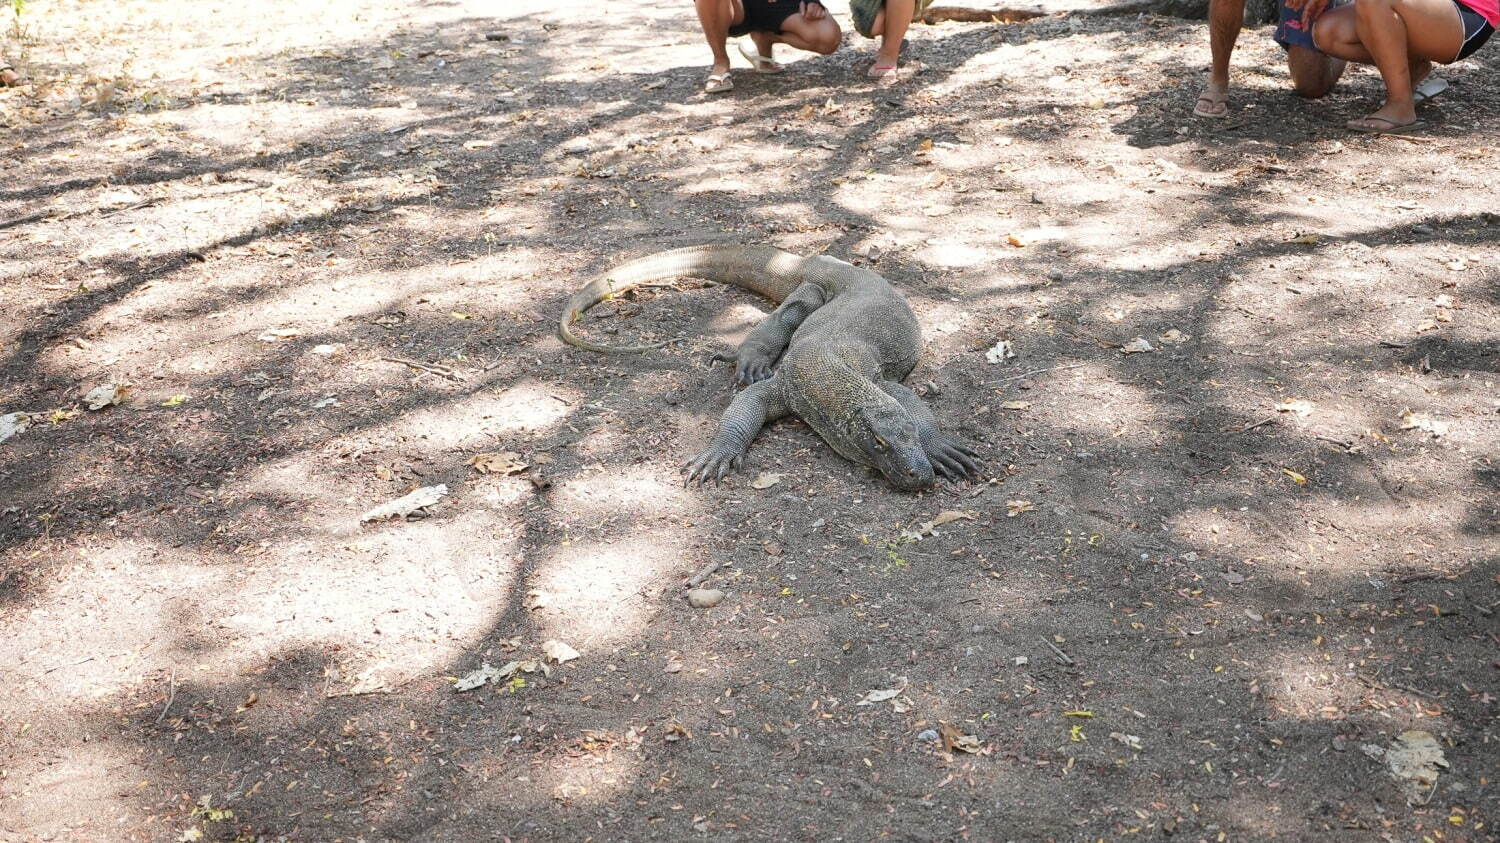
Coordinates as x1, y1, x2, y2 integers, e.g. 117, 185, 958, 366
694, 0, 744, 78
749, 30, 779, 65
1198, 0, 1249, 116
0, 64, 19, 87
1286, 44, 1347, 96
768, 12, 842, 54
1313, 0, 1460, 128
872, 0, 915, 69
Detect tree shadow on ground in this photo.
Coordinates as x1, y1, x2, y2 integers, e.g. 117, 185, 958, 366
2, 1, 1498, 839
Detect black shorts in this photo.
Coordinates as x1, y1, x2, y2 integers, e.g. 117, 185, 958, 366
1454, 0, 1495, 59
729, 0, 807, 36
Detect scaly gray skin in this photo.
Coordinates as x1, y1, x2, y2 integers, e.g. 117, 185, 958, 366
558, 245, 978, 491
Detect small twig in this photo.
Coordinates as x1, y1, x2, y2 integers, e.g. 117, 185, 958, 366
1381, 133, 1436, 145
1315, 434, 1355, 450
1043, 638, 1075, 665
1234, 416, 1278, 433
685, 559, 727, 589
381, 357, 464, 382
156, 667, 178, 723
997, 362, 1088, 384
43, 655, 94, 674
1391, 682, 1444, 700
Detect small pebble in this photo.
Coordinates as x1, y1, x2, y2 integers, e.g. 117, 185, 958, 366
686, 588, 725, 609
917, 729, 940, 743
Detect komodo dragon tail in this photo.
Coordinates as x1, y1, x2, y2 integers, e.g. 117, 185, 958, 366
558, 245, 814, 354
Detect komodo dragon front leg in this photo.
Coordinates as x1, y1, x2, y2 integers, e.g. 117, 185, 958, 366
877, 381, 980, 480
712, 283, 828, 386
682, 377, 790, 485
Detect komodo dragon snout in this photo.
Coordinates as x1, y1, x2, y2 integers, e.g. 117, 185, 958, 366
558, 244, 979, 491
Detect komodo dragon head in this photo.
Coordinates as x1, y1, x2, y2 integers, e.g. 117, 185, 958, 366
843, 397, 935, 492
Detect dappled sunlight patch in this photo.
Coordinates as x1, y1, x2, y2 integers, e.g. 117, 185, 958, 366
0, 740, 143, 838
551, 465, 693, 515
526, 740, 644, 808
1251, 647, 1454, 734
529, 536, 681, 647
1040, 373, 1162, 441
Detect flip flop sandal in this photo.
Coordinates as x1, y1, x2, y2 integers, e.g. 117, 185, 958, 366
704, 71, 733, 94
737, 38, 783, 73
867, 62, 898, 79
1193, 90, 1229, 118
1412, 75, 1448, 105
1347, 115, 1426, 134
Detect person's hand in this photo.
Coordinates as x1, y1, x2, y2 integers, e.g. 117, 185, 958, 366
1298, 0, 1330, 28
801, 1, 827, 21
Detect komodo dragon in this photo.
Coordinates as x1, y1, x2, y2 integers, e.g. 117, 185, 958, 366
558, 245, 978, 491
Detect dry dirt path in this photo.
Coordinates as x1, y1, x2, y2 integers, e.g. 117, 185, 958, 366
1, 0, 1497, 839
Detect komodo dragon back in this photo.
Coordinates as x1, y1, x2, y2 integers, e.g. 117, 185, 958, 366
558, 244, 979, 490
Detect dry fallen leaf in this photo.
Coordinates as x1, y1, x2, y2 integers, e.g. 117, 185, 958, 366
0, 412, 30, 444
856, 689, 902, 706
1275, 398, 1315, 417
1006, 234, 1028, 248
1158, 328, 1190, 345
374, 465, 394, 481
1121, 337, 1155, 354
257, 328, 301, 342
931, 510, 975, 526
542, 640, 580, 664
938, 721, 982, 753
360, 484, 449, 522
750, 472, 784, 489
1399, 409, 1449, 437
469, 451, 528, 474
1290, 233, 1321, 244
1001, 400, 1031, 411
1282, 468, 1308, 485
1006, 500, 1035, 517
83, 383, 130, 410
985, 340, 1016, 364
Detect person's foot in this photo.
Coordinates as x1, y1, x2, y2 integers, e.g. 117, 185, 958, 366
1412, 74, 1447, 105
1193, 84, 1229, 118
0, 65, 21, 88
704, 68, 733, 94
1346, 113, 1425, 134
739, 36, 783, 73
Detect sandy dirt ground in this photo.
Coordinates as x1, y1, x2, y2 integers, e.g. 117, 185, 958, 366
1, 0, 1497, 839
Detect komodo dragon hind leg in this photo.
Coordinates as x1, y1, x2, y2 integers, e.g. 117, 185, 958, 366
682, 377, 789, 485
877, 381, 980, 480
710, 283, 828, 386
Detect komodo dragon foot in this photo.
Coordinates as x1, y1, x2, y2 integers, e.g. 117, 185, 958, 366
709, 349, 776, 386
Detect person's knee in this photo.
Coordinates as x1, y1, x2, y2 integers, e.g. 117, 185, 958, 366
1293, 76, 1336, 97
1353, 0, 1394, 18
810, 22, 842, 53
